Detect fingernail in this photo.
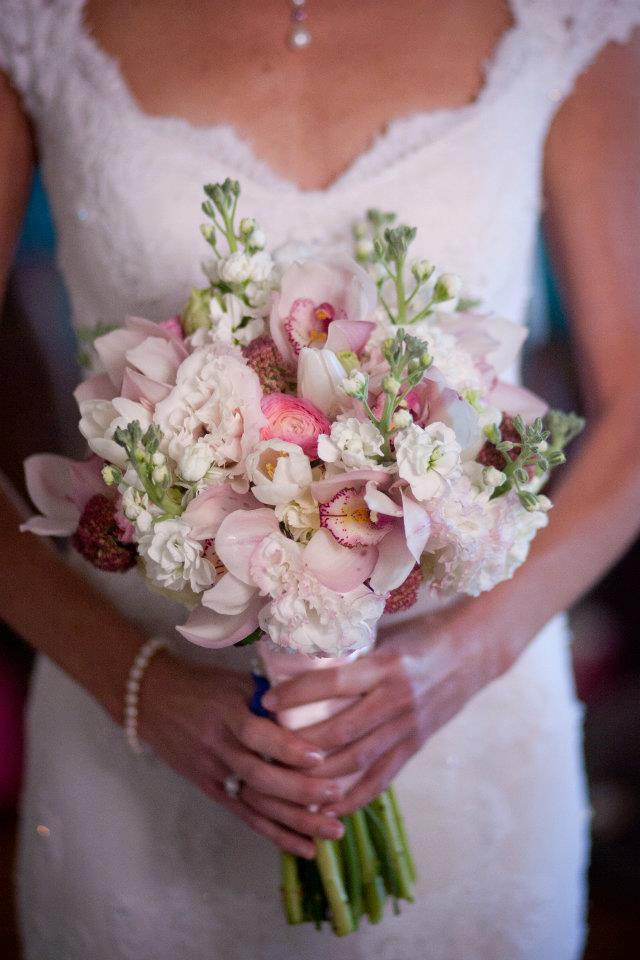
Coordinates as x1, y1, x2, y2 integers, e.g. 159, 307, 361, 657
325, 810, 338, 818
329, 822, 345, 839
322, 785, 341, 802
303, 750, 325, 765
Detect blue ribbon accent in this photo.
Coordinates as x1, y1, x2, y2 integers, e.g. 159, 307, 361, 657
249, 671, 275, 719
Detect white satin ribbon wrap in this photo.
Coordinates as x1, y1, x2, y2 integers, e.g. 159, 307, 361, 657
257, 633, 377, 796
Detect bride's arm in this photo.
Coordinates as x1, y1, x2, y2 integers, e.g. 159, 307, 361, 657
0, 72, 345, 857
260, 29, 640, 816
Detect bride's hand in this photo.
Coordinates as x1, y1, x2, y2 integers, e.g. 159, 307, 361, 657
260, 594, 527, 817
138, 650, 347, 858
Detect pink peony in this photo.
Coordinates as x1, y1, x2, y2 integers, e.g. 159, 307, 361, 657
260, 393, 331, 459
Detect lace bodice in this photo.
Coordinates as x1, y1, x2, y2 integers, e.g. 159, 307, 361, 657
2, 0, 639, 358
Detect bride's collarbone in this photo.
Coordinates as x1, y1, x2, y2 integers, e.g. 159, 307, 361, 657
81, 0, 514, 192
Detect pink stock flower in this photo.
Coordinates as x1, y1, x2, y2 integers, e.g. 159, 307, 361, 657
260, 393, 331, 458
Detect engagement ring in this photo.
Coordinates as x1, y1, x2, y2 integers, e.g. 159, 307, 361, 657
223, 774, 242, 799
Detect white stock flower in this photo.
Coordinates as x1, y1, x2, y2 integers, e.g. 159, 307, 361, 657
395, 421, 462, 501
341, 369, 367, 397
317, 416, 385, 470
138, 519, 214, 593
179, 441, 215, 482
248, 251, 274, 283
121, 485, 156, 535
219, 252, 252, 284
246, 439, 313, 506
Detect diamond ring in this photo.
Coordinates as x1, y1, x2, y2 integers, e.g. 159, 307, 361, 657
223, 773, 242, 799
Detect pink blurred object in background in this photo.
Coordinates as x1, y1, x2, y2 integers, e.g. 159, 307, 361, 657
0, 654, 25, 808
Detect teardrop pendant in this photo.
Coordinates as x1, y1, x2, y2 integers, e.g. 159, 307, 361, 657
288, 0, 311, 50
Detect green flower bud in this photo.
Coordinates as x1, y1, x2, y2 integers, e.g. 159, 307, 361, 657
101, 464, 122, 486
181, 287, 213, 334
411, 259, 435, 283
336, 350, 359, 374
382, 375, 401, 395
433, 272, 462, 302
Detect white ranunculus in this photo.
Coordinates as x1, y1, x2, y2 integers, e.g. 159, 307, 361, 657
179, 441, 215, 482
395, 421, 462, 501
138, 519, 214, 593
246, 439, 313, 506
79, 397, 152, 466
317, 416, 385, 470
219, 252, 252, 284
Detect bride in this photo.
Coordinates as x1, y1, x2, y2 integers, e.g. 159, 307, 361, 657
1, 1, 640, 957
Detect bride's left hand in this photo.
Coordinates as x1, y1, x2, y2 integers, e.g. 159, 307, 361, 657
261, 593, 528, 818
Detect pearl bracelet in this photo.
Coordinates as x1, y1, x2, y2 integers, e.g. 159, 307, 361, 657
124, 636, 167, 755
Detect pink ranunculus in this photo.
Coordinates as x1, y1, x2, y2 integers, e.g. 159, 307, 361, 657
269, 256, 377, 365
260, 393, 331, 459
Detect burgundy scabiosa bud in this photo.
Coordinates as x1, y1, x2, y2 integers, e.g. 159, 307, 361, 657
384, 566, 422, 614
242, 336, 296, 394
72, 494, 137, 572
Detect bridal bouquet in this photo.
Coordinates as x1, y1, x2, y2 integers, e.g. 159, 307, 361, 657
21, 178, 583, 935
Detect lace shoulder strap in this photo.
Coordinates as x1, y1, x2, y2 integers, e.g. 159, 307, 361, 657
514, 0, 640, 103
0, 0, 79, 116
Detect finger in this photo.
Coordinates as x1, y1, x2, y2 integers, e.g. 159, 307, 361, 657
307, 708, 420, 778
240, 784, 346, 841
208, 782, 318, 859
231, 711, 327, 768
217, 733, 345, 807
319, 734, 421, 818
261, 652, 393, 711
297, 684, 412, 753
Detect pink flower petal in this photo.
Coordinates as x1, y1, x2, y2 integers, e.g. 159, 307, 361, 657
303, 528, 378, 591
401, 489, 431, 562
260, 393, 331, 459
94, 328, 146, 388
325, 320, 375, 355
488, 381, 548, 423
176, 600, 263, 649
183, 485, 258, 540
311, 469, 392, 504
369, 526, 417, 594
120, 369, 172, 406
124, 315, 180, 342
202, 572, 257, 616
73, 373, 118, 404
22, 454, 83, 534
215, 509, 279, 584
363, 481, 404, 518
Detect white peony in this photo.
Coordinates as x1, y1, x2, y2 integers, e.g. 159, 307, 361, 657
246, 439, 313, 507
138, 519, 214, 593
395, 421, 462, 501
317, 416, 385, 470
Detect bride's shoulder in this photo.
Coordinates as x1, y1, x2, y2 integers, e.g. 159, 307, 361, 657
0, 0, 79, 115
514, 0, 640, 98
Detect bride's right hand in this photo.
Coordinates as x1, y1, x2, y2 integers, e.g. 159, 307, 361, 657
138, 649, 346, 858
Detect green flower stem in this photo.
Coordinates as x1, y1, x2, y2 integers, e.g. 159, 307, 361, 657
340, 816, 363, 928
280, 853, 304, 924
394, 260, 407, 325
313, 838, 355, 936
370, 793, 415, 903
352, 808, 386, 923
387, 785, 417, 884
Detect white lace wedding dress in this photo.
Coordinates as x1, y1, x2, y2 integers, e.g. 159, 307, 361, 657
3, 1, 640, 958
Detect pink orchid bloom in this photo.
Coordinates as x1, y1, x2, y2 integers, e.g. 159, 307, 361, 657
94, 315, 188, 390
488, 380, 549, 423
436, 311, 528, 379
20, 454, 106, 537
406, 366, 483, 459
269, 256, 376, 365
182, 483, 259, 541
